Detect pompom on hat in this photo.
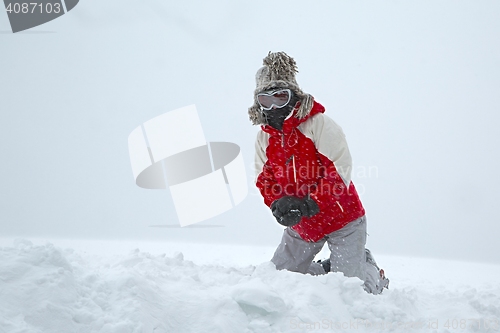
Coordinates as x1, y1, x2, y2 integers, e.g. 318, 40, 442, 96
248, 51, 314, 125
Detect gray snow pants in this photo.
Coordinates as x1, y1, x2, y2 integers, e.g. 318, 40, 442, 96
271, 216, 384, 294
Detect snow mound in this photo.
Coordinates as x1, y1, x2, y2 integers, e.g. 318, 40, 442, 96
0, 240, 499, 333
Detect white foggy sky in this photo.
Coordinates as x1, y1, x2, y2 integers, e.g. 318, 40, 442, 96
1, 0, 499, 264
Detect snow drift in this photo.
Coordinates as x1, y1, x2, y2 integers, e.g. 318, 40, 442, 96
0, 240, 499, 333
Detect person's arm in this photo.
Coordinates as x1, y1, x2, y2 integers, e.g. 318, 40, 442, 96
255, 130, 320, 227
254, 131, 283, 207
298, 113, 354, 212
299, 113, 352, 186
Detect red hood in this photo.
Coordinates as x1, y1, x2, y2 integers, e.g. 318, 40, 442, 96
262, 100, 325, 135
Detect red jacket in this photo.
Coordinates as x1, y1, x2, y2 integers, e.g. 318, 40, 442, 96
254, 101, 365, 242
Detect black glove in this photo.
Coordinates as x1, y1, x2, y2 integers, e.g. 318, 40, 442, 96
270, 196, 320, 227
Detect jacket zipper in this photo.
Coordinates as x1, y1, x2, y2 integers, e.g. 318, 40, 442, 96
281, 133, 297, 183
282, 132, 297, 183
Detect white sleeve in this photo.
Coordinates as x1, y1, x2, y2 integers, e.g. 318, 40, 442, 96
254, 130, 270, 183
298, 113, 353, 186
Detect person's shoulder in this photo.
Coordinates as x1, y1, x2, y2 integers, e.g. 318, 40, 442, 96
255, 129, 270, 146
318, 113, 344, 132
255, 128, 269, 138
301, 112, 344, 132
299, 112, 346, 145
309, 111, 328, 123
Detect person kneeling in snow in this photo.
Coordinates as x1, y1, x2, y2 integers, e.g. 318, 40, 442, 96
249, 51, 389, 294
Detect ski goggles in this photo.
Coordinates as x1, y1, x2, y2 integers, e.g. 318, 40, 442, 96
257, 89, 292, 110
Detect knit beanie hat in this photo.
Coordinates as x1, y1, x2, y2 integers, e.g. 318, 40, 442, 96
248, 51, 314, 125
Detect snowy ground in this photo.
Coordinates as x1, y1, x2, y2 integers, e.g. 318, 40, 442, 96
0, 238, 499, 333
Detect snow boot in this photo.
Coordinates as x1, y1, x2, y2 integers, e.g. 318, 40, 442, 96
318, 249, 390, 293
365, 249, 390, 291
316, 258, 331, 273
